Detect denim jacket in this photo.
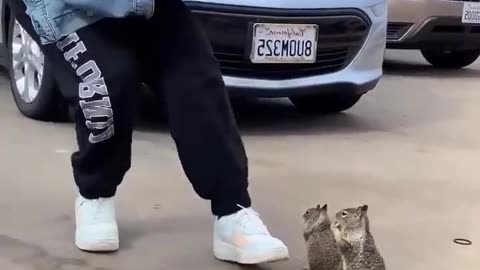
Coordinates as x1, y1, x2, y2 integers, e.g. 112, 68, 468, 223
22, 0, 154, 44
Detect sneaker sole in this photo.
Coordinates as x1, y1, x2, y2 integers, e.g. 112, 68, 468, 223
213, 239, 289, 264
76, 240, 119, 252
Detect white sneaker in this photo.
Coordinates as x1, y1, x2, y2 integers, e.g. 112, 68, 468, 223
213, 205, 289, 264
75, 195, 119, 252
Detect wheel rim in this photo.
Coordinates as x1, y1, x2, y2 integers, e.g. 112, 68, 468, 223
11, 19, 44, 104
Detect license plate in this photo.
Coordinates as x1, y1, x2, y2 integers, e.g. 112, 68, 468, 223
250, 23, 318, 64
462, 2, 480, 24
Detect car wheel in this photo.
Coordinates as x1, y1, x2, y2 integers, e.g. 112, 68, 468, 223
7, 17, 66, 121
421, 49, 480, 69
290, 93, 362, 114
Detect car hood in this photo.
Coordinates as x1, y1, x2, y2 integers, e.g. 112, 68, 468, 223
183, 0, 384, 9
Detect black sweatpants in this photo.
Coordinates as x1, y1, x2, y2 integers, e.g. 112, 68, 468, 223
11, 0, 251, 216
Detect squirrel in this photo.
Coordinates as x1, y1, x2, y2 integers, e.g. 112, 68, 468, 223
302, 204, 342, 270
332, 205, 386, 270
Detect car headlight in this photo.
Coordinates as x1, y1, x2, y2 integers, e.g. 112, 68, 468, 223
370, 2, 386, 17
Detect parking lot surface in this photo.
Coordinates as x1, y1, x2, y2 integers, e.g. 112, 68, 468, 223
0, 50, 479, 270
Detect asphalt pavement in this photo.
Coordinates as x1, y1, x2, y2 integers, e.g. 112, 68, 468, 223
0, 50, 479, 270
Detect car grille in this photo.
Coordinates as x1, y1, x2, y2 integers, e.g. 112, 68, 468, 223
191, 8, 371, 80
387, 23, 413, 41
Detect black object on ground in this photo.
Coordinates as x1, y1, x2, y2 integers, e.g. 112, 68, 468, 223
453, 238, 472, 246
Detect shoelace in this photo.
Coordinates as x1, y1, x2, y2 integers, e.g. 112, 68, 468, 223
235, 204, 270, 235
81, 198, 113, 224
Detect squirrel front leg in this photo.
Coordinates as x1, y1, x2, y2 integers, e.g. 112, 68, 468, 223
303, 231, 309, 241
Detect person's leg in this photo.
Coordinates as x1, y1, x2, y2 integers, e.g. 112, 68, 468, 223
141, 0, 249, 219
10, 0, 139, 251
141, 0, 289, 263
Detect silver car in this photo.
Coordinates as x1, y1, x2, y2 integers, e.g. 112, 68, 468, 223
0, 0, 387, 121
387, 0, 480, 69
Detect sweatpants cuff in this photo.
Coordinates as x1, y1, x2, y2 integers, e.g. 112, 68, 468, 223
78, 187, 117, 200
211, 188, 251, 217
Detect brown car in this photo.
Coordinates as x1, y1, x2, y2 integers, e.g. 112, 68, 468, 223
387, 0, 480, 68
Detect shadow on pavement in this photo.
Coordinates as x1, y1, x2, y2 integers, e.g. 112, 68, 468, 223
134, 97, 381, 137
0, 58, 461, 138
231, 97, 380, 136
383, 58, 480, 78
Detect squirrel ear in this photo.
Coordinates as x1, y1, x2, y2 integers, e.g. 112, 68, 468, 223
321, 204, 328, 211
316, 204, 321, 211
356, 205, 368, 215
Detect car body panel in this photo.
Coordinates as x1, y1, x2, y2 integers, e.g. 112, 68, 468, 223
0, 2, 4, 44
185, 0, 386, 96
389, 0, 465, 24
185, 0, 385, 9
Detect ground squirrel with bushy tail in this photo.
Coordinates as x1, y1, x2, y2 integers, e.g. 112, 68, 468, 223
332, 205, 386, 270
302, 204, 342, 270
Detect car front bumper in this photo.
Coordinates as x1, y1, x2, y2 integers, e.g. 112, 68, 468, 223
185, 1, 386, 97
387, 0, 480, 50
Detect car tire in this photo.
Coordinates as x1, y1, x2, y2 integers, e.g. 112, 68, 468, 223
290, 93, 362, 114
421, 49, 480, 69
7, 16, 66, 121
